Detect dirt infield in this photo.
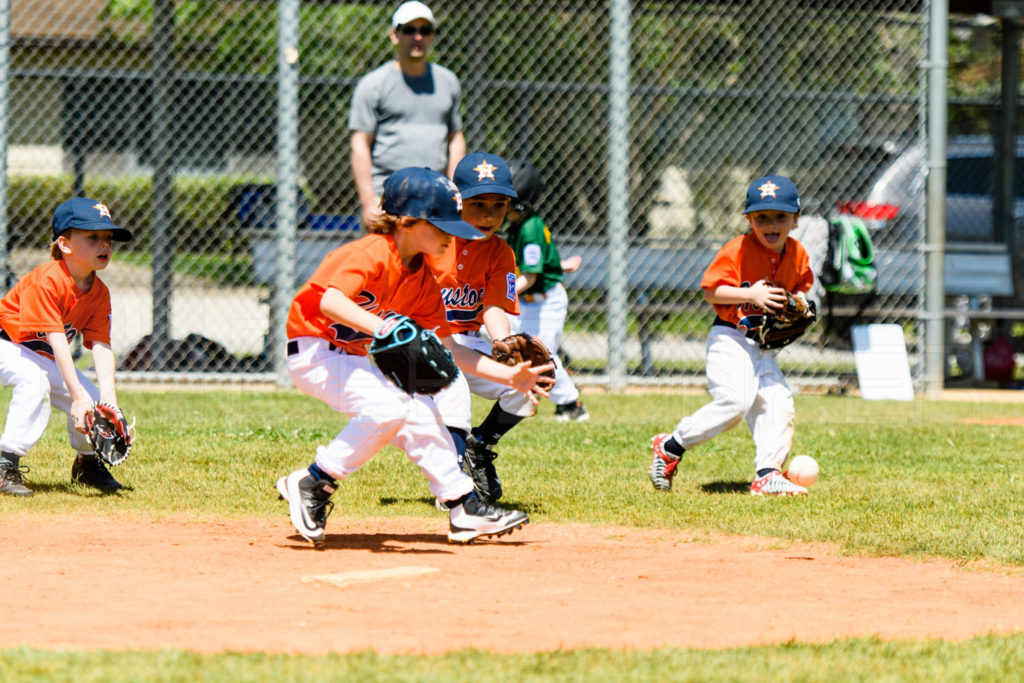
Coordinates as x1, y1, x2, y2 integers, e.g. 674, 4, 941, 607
4, 513, 1024, 655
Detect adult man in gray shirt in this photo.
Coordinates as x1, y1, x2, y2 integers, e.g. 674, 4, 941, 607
349, 1, 466, 227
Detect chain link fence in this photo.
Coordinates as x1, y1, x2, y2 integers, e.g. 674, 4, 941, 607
4, 1, 1010, 388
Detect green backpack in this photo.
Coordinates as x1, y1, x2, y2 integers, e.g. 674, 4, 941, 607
820, 216, 876, 295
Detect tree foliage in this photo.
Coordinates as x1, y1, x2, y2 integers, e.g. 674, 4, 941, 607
90, 2, 1005, 235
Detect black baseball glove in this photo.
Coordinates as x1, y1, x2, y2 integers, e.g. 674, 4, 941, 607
758, 292, 817, 350
86, 402, 135, 466
491, 333, 556, 383
369, 315, 459, 395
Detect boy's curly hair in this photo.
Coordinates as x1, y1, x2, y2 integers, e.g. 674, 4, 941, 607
366, 212, 419, 235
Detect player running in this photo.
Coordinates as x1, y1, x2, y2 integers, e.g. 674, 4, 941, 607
647, 175, 814, 496
276, 167, 552, 548
427, 152, 547, 503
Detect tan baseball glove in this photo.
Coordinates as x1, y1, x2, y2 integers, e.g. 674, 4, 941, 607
773, 290, 811, 323
758, 288, 816, 350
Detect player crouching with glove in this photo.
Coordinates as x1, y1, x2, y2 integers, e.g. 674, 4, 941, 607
0, 198, 134, 496
648, 174, 815, 497
276, 167, 554, 549
426, 152, 556, 505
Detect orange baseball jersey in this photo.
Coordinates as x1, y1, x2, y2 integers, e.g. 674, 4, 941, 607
287, 233, 451, 355
426, 235, 519, 334
0, 259, 112, 358
701, 233, 814, 326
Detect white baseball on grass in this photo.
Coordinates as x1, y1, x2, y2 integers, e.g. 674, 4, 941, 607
784, 454, 819, 487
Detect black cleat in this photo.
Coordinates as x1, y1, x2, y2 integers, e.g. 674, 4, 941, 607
72, 453, 123, 492
448, 495, 529, 544
462, 435, 502, 503
0, 457, 32, 497
277, 469, 336, 548
555, 400, 590, 422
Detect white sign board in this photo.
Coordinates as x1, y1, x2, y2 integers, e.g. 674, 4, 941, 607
850, 324, 915, 401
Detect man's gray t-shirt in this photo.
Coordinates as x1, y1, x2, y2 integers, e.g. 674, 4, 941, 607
349, 61, 463, 195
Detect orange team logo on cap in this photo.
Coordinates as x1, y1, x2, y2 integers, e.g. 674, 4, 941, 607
92, 202, 112, 219
440, 177, 463, 212
473, 161, 497, 181
758, 181, 780, 198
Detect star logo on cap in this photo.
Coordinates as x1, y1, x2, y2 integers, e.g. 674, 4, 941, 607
440, 177, 463, 211
473, 161, 497, 181
93, 202, 112, 220
758, 181, 780, 199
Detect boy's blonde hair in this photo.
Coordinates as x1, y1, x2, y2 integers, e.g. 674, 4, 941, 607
50, 239, 63, 261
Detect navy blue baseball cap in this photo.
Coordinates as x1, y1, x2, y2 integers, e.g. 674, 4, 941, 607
381, 167, 483, 240
743, 175, 801, 214
452, 152, 518, 200
52, 197, 133, 241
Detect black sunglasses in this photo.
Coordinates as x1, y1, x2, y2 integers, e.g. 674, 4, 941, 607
398, 24, 435, 36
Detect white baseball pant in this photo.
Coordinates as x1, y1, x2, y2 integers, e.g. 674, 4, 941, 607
432, 332, 536, 433
669, 325, 795, 472
511, 282, 580, 406
0, 339, 99, 456
286, 336, 474, 502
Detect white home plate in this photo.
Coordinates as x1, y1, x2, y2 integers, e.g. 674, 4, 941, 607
302, 566, 440, 588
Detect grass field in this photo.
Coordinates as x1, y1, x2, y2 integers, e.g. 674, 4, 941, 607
2, 388, 1023, 680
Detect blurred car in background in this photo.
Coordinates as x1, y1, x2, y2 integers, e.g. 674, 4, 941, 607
834, 135, 1024, 247
832, 136, 1022, 384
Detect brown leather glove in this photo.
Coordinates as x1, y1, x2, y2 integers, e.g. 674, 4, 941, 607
492, 333, 556, 381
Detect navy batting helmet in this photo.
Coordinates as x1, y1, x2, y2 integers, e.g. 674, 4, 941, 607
508, 159, 544, 213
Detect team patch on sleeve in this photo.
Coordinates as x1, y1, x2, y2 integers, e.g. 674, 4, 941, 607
523, 244, 542, 267
506, 273, 517, 301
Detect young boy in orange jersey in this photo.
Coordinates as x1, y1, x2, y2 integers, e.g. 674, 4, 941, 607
276, 167, 552, 548
427, 152, 541, 503
648, 175, 814, 497
0, 198, 133, 496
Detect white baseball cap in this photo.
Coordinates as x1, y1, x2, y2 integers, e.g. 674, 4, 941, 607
392, 1, 435, 28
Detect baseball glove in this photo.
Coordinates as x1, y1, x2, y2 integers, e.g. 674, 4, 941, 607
369, 315, 459, 395
758, 292, 817, 350
86, 402, 135, 466
491, 333, 556, 381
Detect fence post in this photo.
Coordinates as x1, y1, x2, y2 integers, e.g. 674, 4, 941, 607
151, 0, 176, 372
606, 0, 631, 391
274, 0, 300, 387
922, 0, 948, 396
0, 0, 7, 290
